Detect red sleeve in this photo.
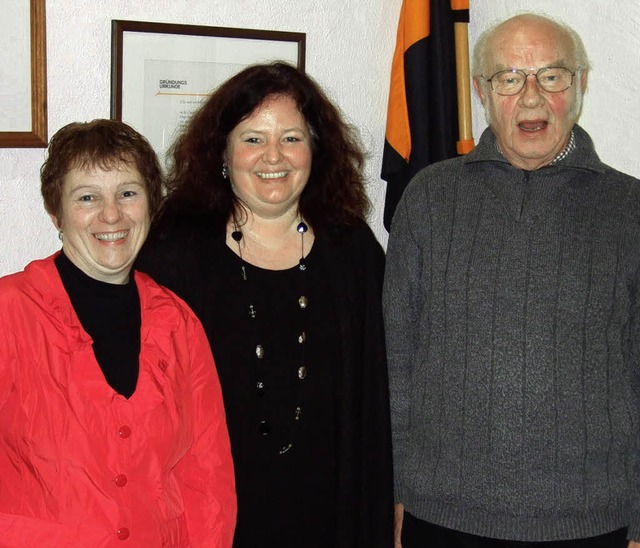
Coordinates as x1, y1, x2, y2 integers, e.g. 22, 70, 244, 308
174, 315, 237, 547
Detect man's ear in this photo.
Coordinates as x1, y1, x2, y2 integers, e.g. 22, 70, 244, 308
579, 69, 588, 94
473, 77, 487, 104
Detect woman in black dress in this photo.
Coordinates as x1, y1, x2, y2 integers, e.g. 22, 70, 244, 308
137, 62, 393, 548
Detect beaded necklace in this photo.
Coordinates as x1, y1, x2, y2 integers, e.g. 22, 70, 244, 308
231, 220, 309, 455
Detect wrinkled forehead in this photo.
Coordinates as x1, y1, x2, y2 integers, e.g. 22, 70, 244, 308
486, 19, 575, 73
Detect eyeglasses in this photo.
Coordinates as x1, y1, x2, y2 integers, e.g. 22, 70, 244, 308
484, 67, 578, 96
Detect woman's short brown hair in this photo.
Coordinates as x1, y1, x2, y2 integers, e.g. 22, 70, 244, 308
41, 119, 163, 220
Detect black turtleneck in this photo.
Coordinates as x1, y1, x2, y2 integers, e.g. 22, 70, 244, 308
55, 251, 141, 398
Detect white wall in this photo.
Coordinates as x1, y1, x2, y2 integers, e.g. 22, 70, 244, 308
1, 1, 639, 276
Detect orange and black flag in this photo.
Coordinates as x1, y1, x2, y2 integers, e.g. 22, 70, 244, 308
381, 0, 471, 230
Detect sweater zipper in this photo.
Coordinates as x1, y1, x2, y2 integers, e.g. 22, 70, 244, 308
519, 170, 531, 221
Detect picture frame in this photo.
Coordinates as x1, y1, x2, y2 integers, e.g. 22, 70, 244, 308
111, 20, 306, 165
0, 0, 48, 148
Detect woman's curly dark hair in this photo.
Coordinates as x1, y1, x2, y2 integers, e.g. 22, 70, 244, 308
162, 61, 369, 233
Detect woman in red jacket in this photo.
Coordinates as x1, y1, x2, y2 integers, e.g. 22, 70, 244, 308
0, 119, 236, 547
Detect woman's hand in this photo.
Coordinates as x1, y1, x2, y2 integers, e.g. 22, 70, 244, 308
394, 503, 404, 548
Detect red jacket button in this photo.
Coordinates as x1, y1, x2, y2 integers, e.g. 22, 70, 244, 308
117, 527, 130, 540
114, 474, 128, 487
118, 425, 131, 438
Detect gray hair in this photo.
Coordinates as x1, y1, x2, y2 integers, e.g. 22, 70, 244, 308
472, 13, 591, 79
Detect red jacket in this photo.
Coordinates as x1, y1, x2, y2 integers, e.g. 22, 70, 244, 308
0, 255, 236, 547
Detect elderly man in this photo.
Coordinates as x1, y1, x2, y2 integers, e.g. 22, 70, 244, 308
384, 13, 640, 548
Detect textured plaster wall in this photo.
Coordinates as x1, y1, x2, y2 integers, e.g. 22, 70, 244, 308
1, 1, 639, 276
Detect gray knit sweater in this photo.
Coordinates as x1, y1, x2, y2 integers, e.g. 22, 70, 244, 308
383, 125, 640, 541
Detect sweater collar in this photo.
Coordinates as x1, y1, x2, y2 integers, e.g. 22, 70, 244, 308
464, 124, 605, 174
493, 130, 576, 164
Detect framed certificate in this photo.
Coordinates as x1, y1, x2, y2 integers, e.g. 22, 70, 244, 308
110, 20, 305, 166
0, 0, 47, 147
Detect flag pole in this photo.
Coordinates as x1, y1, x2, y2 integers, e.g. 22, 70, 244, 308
452, 0, 474, 154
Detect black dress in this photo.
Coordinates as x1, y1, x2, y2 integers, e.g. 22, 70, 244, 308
137, 215, 394, 548
213, 242, 339, 547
